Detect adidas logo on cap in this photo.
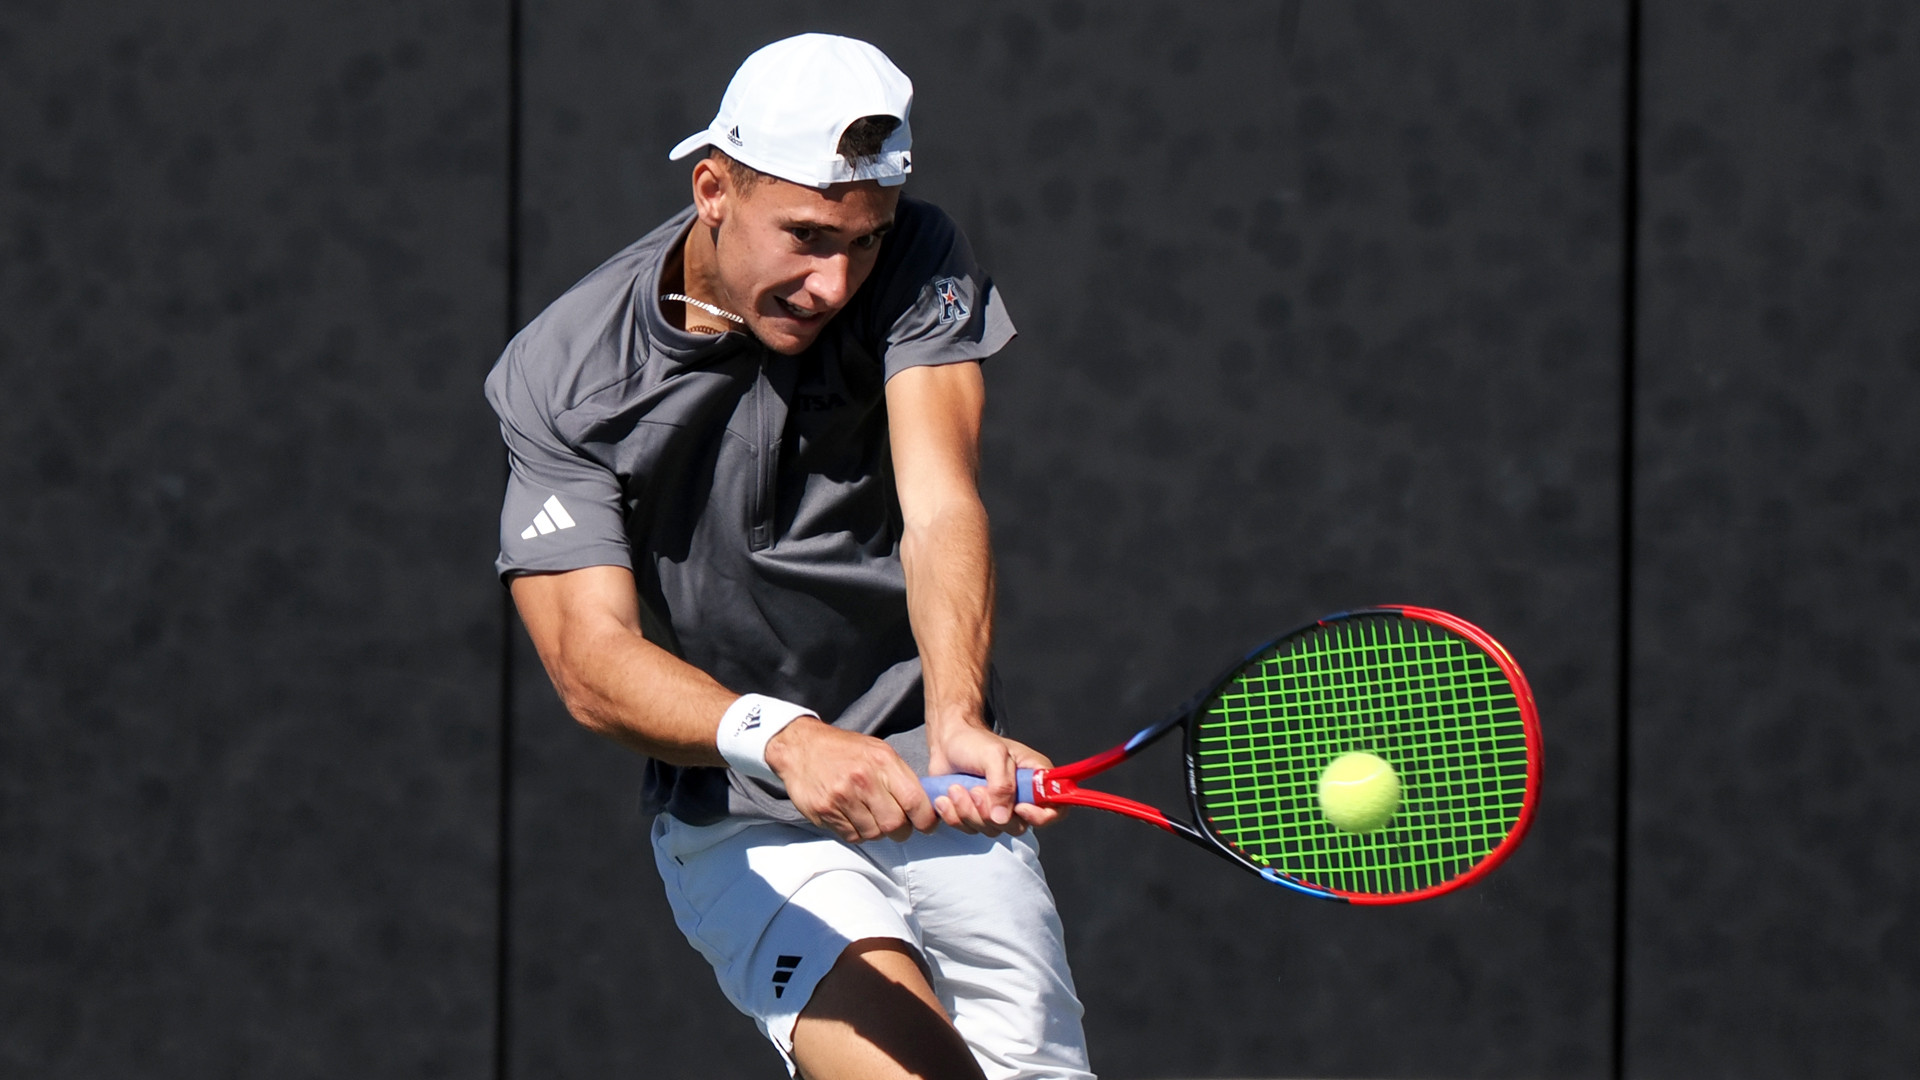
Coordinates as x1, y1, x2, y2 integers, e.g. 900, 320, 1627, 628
520, 495, 576, 540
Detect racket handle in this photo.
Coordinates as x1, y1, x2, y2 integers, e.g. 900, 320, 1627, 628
921, 769, 1037, 805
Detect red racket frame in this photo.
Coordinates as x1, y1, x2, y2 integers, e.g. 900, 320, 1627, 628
1017, 606, 1542, 904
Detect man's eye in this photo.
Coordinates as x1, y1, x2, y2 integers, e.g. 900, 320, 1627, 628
789, 227, 816, 243
853, 233, 882, 250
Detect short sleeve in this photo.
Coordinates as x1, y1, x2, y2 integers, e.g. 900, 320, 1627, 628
485, 340, 634, 582
872, 200, 1017, 380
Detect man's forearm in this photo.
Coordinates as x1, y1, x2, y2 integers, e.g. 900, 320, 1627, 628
549, 621, 739, 765
513, 567, 939, 842
511, 568, 736, 766
899, 494, 996, 736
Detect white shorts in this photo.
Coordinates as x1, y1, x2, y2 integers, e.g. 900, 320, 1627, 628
651, 813, 1094, 1079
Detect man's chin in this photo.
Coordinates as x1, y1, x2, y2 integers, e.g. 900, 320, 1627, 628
748, 317, 829, 356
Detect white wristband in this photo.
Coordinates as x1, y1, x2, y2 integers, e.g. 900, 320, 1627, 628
716, 694, 814, 786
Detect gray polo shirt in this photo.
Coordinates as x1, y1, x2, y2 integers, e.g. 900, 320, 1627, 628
487, 197, 1015, 825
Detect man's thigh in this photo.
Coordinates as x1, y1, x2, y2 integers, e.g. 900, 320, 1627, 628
652, 815, 926, 1072
871, 827, 1094, 1080
791, 937, 985, 1080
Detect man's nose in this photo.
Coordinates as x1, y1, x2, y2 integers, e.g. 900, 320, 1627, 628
807, 253, 852, 308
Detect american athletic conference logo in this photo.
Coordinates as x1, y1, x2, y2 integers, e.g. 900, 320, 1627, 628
933, 277, 968, 324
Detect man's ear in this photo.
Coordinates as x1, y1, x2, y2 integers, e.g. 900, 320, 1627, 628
691, 157, 730, 228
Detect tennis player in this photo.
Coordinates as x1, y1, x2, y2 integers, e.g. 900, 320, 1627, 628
488, 33, 1093, 1080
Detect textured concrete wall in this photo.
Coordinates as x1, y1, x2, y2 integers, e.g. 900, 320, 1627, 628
6, 1, 1917, 1078
1627, 2, 1920, 1076
0, 1, 508, 1076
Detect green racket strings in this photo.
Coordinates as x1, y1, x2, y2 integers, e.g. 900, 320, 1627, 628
1192, 615, 1529, 895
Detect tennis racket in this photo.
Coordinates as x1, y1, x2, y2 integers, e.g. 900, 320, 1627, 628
923, 606, 1541, 904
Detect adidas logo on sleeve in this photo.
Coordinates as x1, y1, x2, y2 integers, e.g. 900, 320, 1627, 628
520, 495, 577, 540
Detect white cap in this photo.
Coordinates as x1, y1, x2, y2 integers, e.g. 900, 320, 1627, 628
668, 34, 914, 189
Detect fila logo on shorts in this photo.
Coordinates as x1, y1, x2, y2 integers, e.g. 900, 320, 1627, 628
933, 277, 967, 324
520, 495, 577, 539
772, 954, 802, 999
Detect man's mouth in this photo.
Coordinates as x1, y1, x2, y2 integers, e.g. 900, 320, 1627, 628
775, 296, 826, 322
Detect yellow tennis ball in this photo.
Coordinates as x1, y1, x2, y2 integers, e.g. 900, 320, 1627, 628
1317, 752, 1400, 833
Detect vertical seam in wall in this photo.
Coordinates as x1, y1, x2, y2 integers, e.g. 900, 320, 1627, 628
495, 0, 523, 1077
1611, 1, 1644, 1078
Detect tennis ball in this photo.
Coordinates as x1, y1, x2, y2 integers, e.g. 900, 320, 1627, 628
1317, 752, 1400, 833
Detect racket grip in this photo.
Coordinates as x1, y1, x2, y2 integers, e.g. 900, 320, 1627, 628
921, 769, 1037, 805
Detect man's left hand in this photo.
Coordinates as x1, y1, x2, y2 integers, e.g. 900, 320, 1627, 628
925, 724, 1060, 836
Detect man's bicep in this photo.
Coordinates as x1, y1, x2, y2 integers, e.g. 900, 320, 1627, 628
885, 361, 985, 523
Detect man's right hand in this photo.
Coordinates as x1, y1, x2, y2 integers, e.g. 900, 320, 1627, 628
763, 717, 939, 844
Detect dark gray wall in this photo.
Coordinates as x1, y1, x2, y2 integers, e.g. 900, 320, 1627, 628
1, 1, 508, 1076
1627, 3, 1920, 1076
4, 1, 1917, 1078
